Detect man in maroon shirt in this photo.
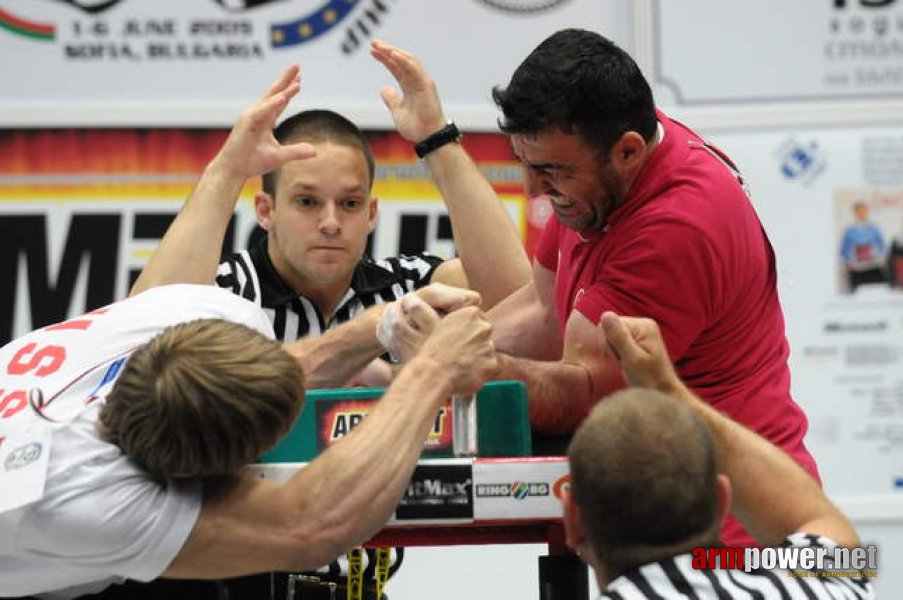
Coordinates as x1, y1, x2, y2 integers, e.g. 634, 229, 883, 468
371, 29, 818, 548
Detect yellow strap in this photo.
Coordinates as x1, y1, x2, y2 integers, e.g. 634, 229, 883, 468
374, 547, 391, 599
347, 547, 364, 600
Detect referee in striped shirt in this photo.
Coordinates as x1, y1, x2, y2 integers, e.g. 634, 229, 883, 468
562, 312, 875, 600
213, 108, 454, 345
213, 108, 462, 599
131, 64, 530, 600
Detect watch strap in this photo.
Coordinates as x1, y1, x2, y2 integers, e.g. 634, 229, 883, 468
414, 122, 461, 159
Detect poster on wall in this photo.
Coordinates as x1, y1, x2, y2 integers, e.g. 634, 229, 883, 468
707, 125, 903, 499
0, 0, 627, 128
0, 129, 529, 344
655, 0, 903, 107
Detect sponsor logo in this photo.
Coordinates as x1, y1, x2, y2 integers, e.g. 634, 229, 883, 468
319, 401, 448, 449
406, 479, 471, 499
0, 0, 390, 58
4, 441, 42, 471
776, 137, 827, 186
396, 463, 474, 520
691, 544, 879, 576
475, 481, 550, 499
552, 474, 571, 500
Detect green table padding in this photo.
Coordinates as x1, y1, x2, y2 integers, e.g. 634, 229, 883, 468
259, 380, 531, 462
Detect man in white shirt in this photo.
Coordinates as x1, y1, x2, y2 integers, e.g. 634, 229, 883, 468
0, 283, 495, 598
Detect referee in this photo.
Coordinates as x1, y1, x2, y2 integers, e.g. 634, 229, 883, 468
563, 312, 875, 600
130, 65, 529, 600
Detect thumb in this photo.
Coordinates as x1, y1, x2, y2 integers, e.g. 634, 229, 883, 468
401, 295, 440, 334
600, 311, 641, 364
380, 85, 402, 114
280, 142, 317, 163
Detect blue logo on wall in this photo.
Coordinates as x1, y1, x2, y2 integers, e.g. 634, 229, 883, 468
776, 137, 827, 186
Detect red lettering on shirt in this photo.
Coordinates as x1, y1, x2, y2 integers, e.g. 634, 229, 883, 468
7, 344, 67, 377
0, 390, 28, 419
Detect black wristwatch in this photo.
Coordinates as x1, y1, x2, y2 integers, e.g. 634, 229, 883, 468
414, 122, 461, 158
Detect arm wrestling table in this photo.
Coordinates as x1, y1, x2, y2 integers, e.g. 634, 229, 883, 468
246, 456, 588, 600
251, 382, 590, 600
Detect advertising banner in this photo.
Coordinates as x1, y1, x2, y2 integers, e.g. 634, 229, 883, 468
0, 128, 529, 344
707, 125, 903, 498
656, 0, 903, 106
0, 0, 627, 128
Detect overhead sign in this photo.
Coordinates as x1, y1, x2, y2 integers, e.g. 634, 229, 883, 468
0, 128, 527, 344
656, 0, 903, 106
0, 0, 626, 128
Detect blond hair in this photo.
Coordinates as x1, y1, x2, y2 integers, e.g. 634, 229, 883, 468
100, 319, 304, 478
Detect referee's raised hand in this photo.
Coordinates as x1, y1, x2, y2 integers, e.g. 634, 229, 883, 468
213, 64, 317, 181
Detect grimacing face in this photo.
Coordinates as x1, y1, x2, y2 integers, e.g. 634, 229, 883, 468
257, 141, 377, 299
512, 128, 628, 235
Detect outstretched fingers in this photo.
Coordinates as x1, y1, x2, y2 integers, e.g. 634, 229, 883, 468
260, 63, 300, 102
371, 39, 426, 91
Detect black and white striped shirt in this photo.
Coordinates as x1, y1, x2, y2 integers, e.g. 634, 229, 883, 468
215, 236, 443, 342
602, 533, 875, 599
214, 236, 441, 588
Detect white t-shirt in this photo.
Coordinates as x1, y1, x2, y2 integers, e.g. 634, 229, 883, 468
0, 285, 275, 598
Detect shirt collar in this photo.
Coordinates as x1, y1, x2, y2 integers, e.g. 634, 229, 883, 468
249, 234, 399, 307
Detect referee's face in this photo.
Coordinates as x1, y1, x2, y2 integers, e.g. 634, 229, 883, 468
258, 142, 377, 296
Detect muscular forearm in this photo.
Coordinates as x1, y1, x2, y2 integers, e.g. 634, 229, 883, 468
282, 352, 457, 567
166, 352, 457, 578
425, 144, 530, 309
130, 159, 244, 296
285, 306, 387, 389
669, 382, 858, 547
496, 352, 609, 435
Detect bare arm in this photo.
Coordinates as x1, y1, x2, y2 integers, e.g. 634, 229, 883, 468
488, 261, 624, 434
371, 40, 531, 309
284, 304, 387, 389
600, 312, 860, 548
495, 310, 625, 434
130, 65, 315, 296
164, 306, 497, 578
430, 258, 469, 289
289, 283, 482, 389
488, 261, 561, 361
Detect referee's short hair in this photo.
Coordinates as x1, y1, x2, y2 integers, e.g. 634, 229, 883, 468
568, 388, 720, 575
99, 319, 305, 479
262, 109, 376, 198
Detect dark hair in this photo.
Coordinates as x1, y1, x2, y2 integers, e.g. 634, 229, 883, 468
568, 389, 720, 575
262, 109, 375, 198
100, 319, 305, 479
492, 28, 657, 157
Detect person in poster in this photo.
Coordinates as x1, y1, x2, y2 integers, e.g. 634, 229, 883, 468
839, 200, 888, 292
